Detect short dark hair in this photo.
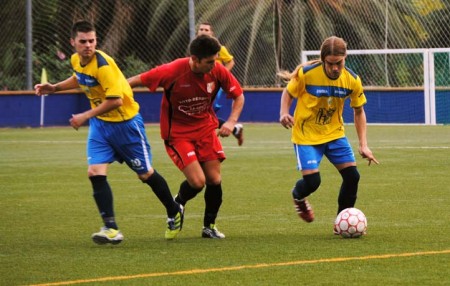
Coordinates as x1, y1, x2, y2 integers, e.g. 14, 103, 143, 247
198, 21, 213, 31
189, 35, 221, 60
71, 20, 95, 39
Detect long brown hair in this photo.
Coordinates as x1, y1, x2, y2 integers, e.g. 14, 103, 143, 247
278, 36, 347, 81
320, 36, 347, 62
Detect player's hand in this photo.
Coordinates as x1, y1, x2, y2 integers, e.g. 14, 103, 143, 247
69, 113, 88, 131
34, 83, 55, 96
280, 114, 294, 129
217, 121, 233, 137
359, 146, 379, 166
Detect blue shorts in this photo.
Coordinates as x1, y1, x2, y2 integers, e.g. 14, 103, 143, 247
213, 88, 225, 113
87, 114, 153, 174
293, 137, 355, 170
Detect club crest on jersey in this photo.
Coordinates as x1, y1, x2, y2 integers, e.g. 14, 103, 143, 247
207, 82, 215, 93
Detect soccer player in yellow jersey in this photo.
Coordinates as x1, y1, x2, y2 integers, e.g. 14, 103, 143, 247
278, 36, 378, 233
197, 22, 244, 145
34, 21, 183, 244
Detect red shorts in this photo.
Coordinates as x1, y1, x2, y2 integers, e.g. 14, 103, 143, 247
164, 131, 226, 170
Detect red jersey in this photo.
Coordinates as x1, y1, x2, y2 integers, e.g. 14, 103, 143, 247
140, 58, 243, 140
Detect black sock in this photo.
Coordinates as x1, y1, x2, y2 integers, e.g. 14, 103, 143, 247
218, 118, 225, 129
145, 170, 179, 217
89, 175, 118, 229
292, 172, 321, 199
337, 166, 360, 214
203, 183, 223, 227
175, 180, 203, 206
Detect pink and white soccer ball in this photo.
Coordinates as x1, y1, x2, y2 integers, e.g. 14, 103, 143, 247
334, 208, 367, 238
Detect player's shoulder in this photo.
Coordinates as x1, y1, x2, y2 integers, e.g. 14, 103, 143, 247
212, 61, 230, 76
220, 45, 230, 54
95, 50, 114, 68
171, 57, 190, 66
343, 66, 359, 80
302, 62, 322, 74
159, 57, 189, 72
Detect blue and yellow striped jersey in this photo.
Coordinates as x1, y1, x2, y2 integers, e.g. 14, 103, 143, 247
71, 50, 139, 122
286, 62, 366, 145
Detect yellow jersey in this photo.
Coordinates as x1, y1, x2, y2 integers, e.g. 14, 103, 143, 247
71, 50, 139, 122
217, 45, 233, 65
286, 62, 366, 145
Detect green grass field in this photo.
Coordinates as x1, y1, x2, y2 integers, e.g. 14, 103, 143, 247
1, 124, 449, 285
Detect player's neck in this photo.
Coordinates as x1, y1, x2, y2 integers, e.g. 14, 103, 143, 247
80, 55, 94, 67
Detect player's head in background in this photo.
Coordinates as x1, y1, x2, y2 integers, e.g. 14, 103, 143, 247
197, 22, 214, 37
70, 20, 97, 63
71, 20, 95, 39
320, 36, 347, 80
189, 35, 221, 74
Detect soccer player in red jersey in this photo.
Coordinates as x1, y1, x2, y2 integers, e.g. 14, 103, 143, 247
128, 35, 245, 238
197, 22, 244, 146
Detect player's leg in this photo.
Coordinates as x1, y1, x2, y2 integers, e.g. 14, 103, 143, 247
89, 164, 124, 244
139, 169, 184, 241
291, 144, 325, 223
336, 165, 359, 213
177, 160, 207, 207
114, 114, 183, 239
232, 123, 244, 146
195, 131, 226, 238
164, 140, 206, 239
165, 140, 205, 207
87, 118, 124, 244
327, 137, 359, 215
200, 159, 225, 238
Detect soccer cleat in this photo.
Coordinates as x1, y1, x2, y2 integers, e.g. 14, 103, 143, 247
333, 225, 339, 235
233, 124, 244, 146
202, 224, 225, 239
174, 195, 184, 207
293, 198, 315, 223
165, 205, 184, 240
91, 227, 124, 245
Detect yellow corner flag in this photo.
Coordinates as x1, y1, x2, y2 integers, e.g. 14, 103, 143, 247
40, 68, 48, 127
41, 68, 48, 84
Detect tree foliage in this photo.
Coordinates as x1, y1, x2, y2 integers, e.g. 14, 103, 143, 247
0, 0, 449, 90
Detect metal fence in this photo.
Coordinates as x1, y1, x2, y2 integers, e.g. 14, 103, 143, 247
1, 0, 450, 90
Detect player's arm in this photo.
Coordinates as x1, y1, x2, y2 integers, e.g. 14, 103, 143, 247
228, 94, 244, 123
34, 76, 79, 96
354, 106, 379, 165
127, 74, 143, 88
70, 97, 123, 130
279, 88, 295, 129
218, 94, 244, 137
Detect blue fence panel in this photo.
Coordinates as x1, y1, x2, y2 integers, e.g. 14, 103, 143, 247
0, 89, 438, 127
343, 90, 425, 124
436, 90, 450, 124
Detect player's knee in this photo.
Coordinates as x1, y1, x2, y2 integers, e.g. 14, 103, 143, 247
138, 169, 154, 182
340, 166, 360, 185
88, 170, 100, 177
206, 176, 221, 186
303, 172, 321, 193
188, 178, 206, 190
